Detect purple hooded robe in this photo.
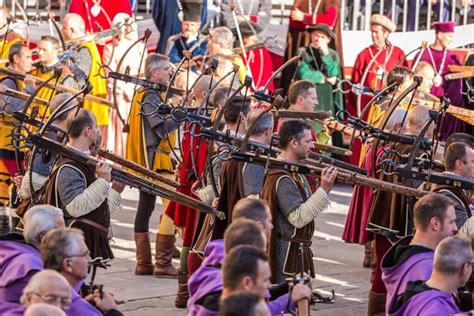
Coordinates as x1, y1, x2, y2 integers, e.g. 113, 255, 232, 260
382, 236, 434, 312
187, 239, 296, 315
0, 301, 24, 316
68, 286, 102, 316
388, 280, 462, 316
0, 234, 43, 303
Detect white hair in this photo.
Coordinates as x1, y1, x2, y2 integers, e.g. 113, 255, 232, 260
20, 270, 70, 306
23, 205, 64, 247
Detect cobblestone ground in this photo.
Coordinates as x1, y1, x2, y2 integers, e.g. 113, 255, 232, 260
97, 184, 370, 315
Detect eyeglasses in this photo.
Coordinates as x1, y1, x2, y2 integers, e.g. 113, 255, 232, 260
31, 292, 72, 310
67, 249, 91, 258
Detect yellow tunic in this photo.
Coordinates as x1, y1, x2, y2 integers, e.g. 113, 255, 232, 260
126, 88, 176, 173
0, 33, 22, 67
30, 66, 75, 118
79, 41, 108, 126
0, 76, 25, 152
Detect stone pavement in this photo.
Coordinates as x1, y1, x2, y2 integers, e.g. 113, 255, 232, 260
97, 184, 370, 315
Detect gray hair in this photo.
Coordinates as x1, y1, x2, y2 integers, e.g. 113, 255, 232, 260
50, 93, 78, 121
41, 228, 84, 272
246, 110, 274, 136
20, 270, 70, 306
434, 235, 472, 275
210, 27, 234, 49
23, 205, 64, 247
385, 107, 407, 131
144, 53, 169, 80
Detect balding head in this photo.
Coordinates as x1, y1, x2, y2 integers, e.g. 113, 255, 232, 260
406, 105, 433, 137
21, 270, 71, 310
414, 61, 435, 92
193, 75, 213, 105
385, 107, 407, 132
62, 13, 86, 40
24, 303, 66, 316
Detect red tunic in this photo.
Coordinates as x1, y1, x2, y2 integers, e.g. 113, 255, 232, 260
165, 123, 209, 246
348, 45, 407, 117
68, 0, 132, 56
244, 47, 274, 92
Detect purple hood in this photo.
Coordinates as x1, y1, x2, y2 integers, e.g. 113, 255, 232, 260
187, 240, 225, 316
382, 236, 434, 312
388, 281, 461, 316
0, 239, 43, 303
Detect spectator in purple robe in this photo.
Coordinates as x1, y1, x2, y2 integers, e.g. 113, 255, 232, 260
0, 205, 65, 303
20, 270, 71, 311
382, 193, 457, 312
40, 227, 122, 316
388, 235, 472, 315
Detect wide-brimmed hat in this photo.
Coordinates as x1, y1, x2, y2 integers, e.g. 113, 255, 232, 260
306, 23, 335, 40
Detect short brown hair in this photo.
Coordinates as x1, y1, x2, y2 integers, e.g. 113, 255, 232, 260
232, 198, 270, 225
41, 227, 84, 272
222, 246, 268, 291
288, 80, 315, 105
40, 35, 60, 51
223, 219, 265, 253
414, 193, 455, 232
445, 142, 468, 171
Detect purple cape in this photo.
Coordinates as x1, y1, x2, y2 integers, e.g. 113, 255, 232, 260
388, 281, 460, 316
187, 239, 296, 315
382, 236, 434, 312
0, 301, 24, 316
0, 240, 43, 303
68, 286, 101, 316
187, 239, 225, 316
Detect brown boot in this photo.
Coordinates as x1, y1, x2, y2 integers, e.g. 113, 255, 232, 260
363, 241, 372, 268
153, 234, 178, 278
175, 269, 189, 308
367, 290, 386, 316
134, 232, 154, 275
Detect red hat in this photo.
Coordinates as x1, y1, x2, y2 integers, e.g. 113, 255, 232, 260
432, 21, 455, 33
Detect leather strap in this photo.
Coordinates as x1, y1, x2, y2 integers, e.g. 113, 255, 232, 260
72, 218, 113, 240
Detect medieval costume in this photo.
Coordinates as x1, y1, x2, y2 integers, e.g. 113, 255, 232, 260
348, 15, 407, 117
388, 281, 460, 316
238, 21, 274, 92
30, 63, 76, 118
431, 177, 472, 230
72, 41, 109, 127
261, 166, 330, 283
102, 14, 147, 157
126, 86, 179, 276
44, 156, 122, 260
219, 0, 272, 31
381, 236, 434, 313
152, 0, 208, 54
297, 23, 343, 150
280, 0, 341, 93
414, 22, 466, 140
0, 74, 35, 208
0, 31, 22, 67
168, 1, 207, 65
0, 232, 43, 303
